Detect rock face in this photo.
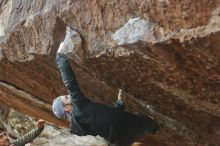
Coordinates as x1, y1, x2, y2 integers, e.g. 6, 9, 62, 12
7, 110, 108, 146
0, 0, 220, 145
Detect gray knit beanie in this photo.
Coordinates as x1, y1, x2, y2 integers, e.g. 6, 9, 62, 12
52, 96, 66, 119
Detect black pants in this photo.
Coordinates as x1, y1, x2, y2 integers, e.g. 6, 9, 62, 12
111, 115, 159, 146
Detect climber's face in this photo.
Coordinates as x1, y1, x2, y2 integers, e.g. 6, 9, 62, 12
0, 131, 10, 146
61, 95, 72, 113
52, 95, 73, 121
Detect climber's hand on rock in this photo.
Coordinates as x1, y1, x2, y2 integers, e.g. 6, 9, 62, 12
118, 89, 123, 101
57, 41, 68, 54
57, 40, 74, 55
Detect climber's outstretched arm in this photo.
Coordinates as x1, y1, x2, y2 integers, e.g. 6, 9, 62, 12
56, 42, 89, 107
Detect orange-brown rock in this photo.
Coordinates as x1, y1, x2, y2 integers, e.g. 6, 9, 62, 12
0, 0, 220, 145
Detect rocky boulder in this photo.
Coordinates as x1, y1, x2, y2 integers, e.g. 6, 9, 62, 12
0, 0, 220, 145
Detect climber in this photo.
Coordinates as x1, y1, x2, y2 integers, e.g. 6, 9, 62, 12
52, 41, 159, 146
0, 119, 45, 146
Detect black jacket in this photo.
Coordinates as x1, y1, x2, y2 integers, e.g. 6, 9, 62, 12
56, 53, 159, 146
